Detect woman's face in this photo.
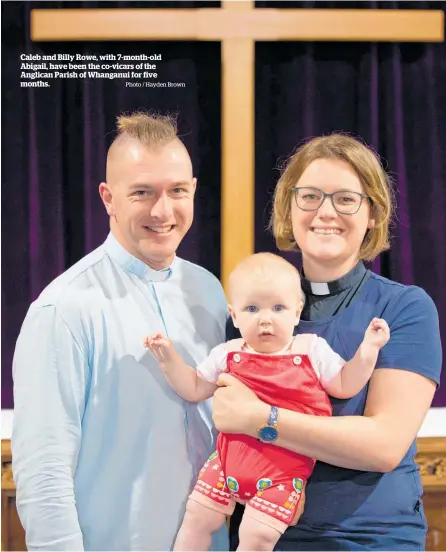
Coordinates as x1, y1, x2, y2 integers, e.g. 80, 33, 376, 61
291, 158, 374, 281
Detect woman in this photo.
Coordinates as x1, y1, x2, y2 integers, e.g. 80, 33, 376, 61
216, 134, 441, 551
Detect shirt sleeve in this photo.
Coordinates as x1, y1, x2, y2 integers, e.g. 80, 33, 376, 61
377, 286, 442, 384
309, 335, 346, 387
12, 304, 88, 551
196, 343, 228, 383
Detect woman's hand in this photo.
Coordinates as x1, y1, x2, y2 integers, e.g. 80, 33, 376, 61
212, 373, 269, 436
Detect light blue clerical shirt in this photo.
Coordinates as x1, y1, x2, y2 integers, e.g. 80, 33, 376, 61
12, 233, 229, 551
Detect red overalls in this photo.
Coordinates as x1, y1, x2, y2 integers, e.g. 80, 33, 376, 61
190, 337, 332, 531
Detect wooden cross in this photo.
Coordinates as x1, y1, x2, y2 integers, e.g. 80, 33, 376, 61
31, 2, 444, 289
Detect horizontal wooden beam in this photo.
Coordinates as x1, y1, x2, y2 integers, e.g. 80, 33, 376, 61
31, 8, 444, 43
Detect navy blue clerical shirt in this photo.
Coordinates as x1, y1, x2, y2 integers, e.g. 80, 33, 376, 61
229, 265, 441, 551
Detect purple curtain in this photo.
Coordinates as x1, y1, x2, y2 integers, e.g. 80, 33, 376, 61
2, 1, 445, 407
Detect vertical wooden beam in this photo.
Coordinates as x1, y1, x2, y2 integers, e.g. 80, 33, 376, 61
222, 0, 253, 11
221, 36, 254, 291
221, 0, 254, 291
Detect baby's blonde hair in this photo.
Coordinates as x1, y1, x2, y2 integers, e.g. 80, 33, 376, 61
228, 253, 302, 303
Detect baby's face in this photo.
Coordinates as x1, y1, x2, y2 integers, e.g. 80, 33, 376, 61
229, 273, 303, 354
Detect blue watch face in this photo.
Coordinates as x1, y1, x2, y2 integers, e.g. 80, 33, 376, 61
258, 426, 278, 443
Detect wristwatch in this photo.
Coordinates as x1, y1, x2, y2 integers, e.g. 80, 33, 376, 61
257, 405, 279, 443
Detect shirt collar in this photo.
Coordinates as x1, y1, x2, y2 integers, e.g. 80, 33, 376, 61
242, 338, 294, 355
301, 261, 366, 297
104, 232, 176, 282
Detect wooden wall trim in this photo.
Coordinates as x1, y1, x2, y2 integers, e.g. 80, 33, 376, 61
2, 437, 446, 551
1, 440, 13, 492
415, 437, 446, 491
3, 437, 446, 492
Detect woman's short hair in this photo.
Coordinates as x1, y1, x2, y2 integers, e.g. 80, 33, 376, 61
271, 134, 394, 261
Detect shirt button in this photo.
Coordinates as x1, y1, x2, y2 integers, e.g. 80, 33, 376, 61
233, 353, 241, 363
293, 356, 302, 365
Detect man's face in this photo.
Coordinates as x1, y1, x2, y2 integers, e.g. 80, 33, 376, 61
100, 138, 196, 269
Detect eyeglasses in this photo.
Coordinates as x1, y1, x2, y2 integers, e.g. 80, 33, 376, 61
291, 187, 370, 215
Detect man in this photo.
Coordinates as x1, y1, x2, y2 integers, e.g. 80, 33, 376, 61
12, 112, 229, 551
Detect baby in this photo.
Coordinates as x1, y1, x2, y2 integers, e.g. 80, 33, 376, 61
145, 253, 390, 551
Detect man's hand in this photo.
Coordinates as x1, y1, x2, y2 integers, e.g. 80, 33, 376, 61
363, 318, 390, 349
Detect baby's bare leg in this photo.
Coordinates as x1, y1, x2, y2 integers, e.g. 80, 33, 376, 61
236, 513, 283, 551
173, 498, 227, 551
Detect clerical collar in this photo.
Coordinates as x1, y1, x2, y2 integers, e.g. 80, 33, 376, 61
301, 262, 366, 296
104, 232, 175, 282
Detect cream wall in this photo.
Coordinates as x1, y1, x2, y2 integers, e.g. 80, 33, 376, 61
2, 408, 446, 440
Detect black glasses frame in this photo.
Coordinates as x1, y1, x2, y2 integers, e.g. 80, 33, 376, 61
291, 187, 370, 215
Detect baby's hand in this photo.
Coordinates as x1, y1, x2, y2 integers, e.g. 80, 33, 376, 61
144, 332, 177, 364
363, 318, 390, 349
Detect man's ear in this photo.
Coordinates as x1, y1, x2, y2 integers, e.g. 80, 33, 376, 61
99, 182, 115, 216
228, 304, 238, 328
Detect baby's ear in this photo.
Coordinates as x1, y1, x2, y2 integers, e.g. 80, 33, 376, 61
295, 299, 304, 325
228, 304, 238, 329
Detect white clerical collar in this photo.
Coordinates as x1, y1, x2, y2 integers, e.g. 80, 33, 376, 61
308, 282, 330, 296
104, 232, 176, 282
301, 262, 366, 297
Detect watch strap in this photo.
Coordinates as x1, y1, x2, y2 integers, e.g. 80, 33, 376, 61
267, 405, 279, 427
